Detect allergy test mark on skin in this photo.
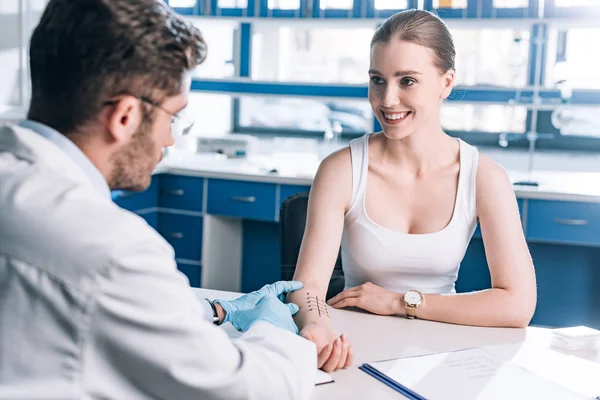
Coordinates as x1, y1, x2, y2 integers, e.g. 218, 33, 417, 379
306, 293, 330, 318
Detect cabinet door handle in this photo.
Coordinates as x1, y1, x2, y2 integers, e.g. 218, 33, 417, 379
162, 189, 184, 196
229, 196, 256, 203
555, 218, 589, 226
164, 232, 184, 239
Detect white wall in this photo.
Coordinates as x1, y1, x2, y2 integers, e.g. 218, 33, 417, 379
0, 0, 47, 123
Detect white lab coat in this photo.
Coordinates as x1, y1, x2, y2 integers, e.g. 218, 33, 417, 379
0, 124, 317, 400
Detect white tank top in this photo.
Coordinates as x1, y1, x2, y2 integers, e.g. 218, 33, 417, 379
341, 133, 479, 295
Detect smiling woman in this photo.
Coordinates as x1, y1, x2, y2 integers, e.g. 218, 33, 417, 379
287, 9, 536, 374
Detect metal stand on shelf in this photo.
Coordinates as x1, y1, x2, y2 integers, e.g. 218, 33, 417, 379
512, 132, 541, 187
512, 25, 546, 188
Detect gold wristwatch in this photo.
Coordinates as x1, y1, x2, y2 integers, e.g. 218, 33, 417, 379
403, 290, 424, 319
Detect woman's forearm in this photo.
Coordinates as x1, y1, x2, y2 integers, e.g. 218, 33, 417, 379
415, 288, 536, 328
287, 286, 333, 330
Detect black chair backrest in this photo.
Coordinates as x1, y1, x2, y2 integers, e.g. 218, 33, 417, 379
279, 192, 345, 300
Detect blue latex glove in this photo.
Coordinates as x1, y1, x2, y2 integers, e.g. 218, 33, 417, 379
215, 280, 303, 325
228, 295, 300, 334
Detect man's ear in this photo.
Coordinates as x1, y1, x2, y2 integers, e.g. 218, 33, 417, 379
440, 69, 455, 100
104, 96, 143, 143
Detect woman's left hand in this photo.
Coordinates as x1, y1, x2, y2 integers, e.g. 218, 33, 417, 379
327, 282, 404, 316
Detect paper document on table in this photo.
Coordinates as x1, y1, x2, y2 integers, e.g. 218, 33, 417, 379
315, 369, 333, 385
481, 342, 600, 399
361, 348, 592, 400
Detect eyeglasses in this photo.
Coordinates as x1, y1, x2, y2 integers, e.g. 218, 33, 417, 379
103, 96, 194, 136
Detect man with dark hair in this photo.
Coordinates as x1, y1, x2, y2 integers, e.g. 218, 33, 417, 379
0, 1, 316, 399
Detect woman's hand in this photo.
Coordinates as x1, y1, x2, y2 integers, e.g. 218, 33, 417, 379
327, 282, 404, 315
300, 323, 353, 372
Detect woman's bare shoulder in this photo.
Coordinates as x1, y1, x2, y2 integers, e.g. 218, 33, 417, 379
476, 153, 511, 189
311, 146, 353, 207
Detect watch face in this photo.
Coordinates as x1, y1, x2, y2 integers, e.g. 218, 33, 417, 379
405, 291, 422, 306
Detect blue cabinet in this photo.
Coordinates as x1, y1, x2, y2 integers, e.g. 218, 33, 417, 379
177, 262, 203, 288
526, 200, 600, 246
159, 213, 204, 261
529, 242, 600, 328
207, 179, 277, 221
456, 239, 490, 294
160, 175, 204, 212
112, 175, 312, 290
459, 198, 600, 328
242, 220, 281, 293
112, 176, 159, 211
156, 176, 205, 287
523, 199, 600, 327
113, 175, 205, 287
239, 184, 313, 292
113, 177, 160, 230
140, 212, 159, 230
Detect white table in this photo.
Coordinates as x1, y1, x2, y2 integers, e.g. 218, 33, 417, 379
195, 289, 600, 399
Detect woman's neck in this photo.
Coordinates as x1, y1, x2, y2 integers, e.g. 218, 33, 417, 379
375, 126, 457, 174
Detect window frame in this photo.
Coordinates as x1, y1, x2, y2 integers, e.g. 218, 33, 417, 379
164, 0, 600, 153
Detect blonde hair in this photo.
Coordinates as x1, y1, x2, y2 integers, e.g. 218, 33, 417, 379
371, 9, 455, 74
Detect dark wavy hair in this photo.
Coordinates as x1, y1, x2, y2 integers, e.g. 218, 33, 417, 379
27, 0, 207, 134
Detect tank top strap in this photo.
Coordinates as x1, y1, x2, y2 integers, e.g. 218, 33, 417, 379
347, 133, 371, 213
456, 139, 479, 221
